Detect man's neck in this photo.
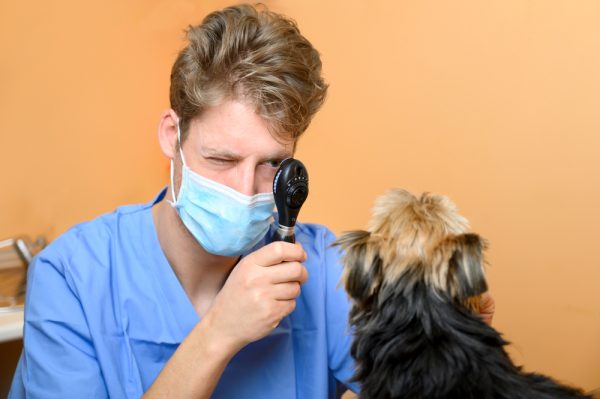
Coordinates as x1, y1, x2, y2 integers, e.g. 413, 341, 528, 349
151, 199, 240, 315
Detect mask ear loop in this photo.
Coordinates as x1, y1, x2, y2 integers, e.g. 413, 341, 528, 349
169, 120, 187, 206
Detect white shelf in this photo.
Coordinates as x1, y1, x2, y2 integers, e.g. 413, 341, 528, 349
0, 309, 24, 343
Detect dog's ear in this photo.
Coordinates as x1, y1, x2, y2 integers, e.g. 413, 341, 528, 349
443, 233, 488, 303
333, 230, 383, 305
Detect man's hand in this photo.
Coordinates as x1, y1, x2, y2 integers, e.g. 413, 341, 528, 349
203, 241, 308, 355
145, 242, 307, 399
478, 291, 495, 325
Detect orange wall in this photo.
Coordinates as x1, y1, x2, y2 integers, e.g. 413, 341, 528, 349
1, 0, 599, 391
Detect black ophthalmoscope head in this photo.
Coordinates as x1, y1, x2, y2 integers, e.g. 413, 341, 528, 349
272, 158, 309, 243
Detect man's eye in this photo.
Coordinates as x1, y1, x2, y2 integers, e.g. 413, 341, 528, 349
208, 157, 233, 164
265, 159, 282, 168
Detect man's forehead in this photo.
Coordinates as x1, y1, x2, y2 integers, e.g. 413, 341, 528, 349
187, 99, 296, 156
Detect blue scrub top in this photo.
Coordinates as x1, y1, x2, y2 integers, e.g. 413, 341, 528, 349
9, 189, 359, 398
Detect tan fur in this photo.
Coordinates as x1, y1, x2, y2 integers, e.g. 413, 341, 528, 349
336, 188, 487, 312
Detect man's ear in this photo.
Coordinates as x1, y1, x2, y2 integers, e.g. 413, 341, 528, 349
157, 109, 180, 159
333, 230, 383, 305
444, 233, 488, 302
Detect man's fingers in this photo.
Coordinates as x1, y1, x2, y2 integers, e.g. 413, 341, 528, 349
250, 242, 307, 267
279, 299, 297, 316
478, 291, 495, 325
267, 261, 308, 284
270, 282, 302, 300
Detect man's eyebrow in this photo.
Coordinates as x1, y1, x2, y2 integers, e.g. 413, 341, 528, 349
261, 151, 293, 162
201, 148, 242, 159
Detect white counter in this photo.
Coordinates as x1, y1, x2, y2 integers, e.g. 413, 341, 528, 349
0, 309, 24, 343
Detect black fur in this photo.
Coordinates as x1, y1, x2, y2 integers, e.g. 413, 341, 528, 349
350, 271, 591, 399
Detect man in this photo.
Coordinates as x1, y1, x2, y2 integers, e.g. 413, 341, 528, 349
10, 4, 493, 398
10, 5, 356, 398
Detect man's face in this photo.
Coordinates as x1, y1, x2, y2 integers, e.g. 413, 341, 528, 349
176, 99, 294, 196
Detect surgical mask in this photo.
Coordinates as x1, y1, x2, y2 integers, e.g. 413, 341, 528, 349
168, 122, 275, 256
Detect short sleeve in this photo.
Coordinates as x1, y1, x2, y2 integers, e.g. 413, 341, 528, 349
9, 253, 108, 399
322, 229, 360, 394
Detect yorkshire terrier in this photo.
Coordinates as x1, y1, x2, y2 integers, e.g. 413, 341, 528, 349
334, 189, 590, 399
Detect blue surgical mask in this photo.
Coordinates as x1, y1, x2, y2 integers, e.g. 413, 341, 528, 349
168, 122, 275, 256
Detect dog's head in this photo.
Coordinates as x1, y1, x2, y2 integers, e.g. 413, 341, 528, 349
334, 189, 488, 316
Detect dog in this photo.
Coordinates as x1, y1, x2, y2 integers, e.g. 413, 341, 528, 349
334, 189, 590, 399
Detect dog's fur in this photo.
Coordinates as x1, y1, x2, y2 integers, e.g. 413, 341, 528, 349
334, 189, 590, 399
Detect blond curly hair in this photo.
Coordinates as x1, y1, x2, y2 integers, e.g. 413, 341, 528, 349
170, 4, 328, 143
